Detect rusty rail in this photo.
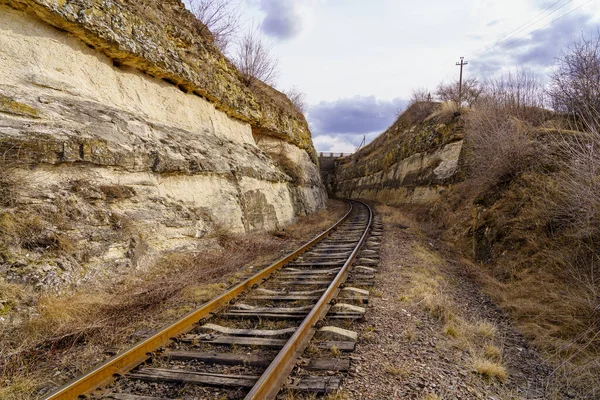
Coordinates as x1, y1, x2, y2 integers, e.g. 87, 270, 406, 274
42, 203, 353, 400
245, 200, 372, 399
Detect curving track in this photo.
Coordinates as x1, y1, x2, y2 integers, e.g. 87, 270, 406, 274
43, 200, 381, 400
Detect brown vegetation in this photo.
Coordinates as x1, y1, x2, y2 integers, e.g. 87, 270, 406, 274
188, 0, 241, 52
436, 77, 482, 107
549, 34, 600, 117
233, 25, 279, 87
407, 36, 600, 398
371, 205, 514, 393
283, 86, 308, 114
0, 200, 347, 399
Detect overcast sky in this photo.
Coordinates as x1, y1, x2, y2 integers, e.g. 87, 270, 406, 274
227, 0, 600, 152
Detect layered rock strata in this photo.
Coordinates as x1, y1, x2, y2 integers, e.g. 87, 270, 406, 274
329, 103, 465, 204
0, 1, 325, 288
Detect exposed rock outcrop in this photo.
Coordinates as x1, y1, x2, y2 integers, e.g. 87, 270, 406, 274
0, 1, 325, 289
328, 103, 465, 204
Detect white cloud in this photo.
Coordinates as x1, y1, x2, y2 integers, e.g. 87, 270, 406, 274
313, 134, 358, 154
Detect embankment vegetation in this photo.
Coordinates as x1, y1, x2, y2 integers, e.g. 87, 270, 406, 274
409, 34, 600, 397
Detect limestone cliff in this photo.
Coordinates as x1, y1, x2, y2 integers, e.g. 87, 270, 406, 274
0, 1, 325, 289
329, 102, 465, 204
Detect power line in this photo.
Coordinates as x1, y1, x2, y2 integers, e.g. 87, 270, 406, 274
474, 0, 594, 60
470, 0, 574, 59
494, 0, 594, 55
468, 0, 568, 58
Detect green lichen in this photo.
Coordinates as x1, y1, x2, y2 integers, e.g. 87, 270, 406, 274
0, 96, 40, 118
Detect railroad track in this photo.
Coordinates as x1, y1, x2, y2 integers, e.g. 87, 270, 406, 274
44, 200, 382, 400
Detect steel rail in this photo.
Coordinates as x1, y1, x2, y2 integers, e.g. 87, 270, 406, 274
43, 203, 353, 400
245, 200, 373, 400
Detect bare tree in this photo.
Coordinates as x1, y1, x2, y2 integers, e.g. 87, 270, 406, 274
436, 78, 482, 107
283, 86, 307, 114
485, 69, 545, 109
233, 26, 279, 87
482, 68, 546, 124
404, 87, 433, 120
188, 0, 241, 52
409, 87, 432, 105
549, 32, 600, 121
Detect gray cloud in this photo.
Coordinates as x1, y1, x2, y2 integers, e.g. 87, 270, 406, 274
308, 96, 407, 136
471, 11, 596, 77
260, 0, 305, 39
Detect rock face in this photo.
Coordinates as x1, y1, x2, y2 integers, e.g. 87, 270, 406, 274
329, 103, 464, 204
0, 1, 325, 289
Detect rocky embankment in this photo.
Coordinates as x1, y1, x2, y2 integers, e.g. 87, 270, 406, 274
327, 103, 465, 204
0, 0, 325, 289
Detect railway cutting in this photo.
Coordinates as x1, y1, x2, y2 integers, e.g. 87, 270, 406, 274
43, 201, 383, 400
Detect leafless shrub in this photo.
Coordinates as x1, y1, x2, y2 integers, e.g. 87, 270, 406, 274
409, 87, 433, 104
462, 69, 550, 190
465, 98, 538, 190
233, 26, 279, 87
436, 77, 482, 107
545, 31, 600, 259
483, 68, 547, 124
549, 33, 600, 120
538, 115, 600, 393
405, 87, 434, 120
546, 131, 600, 236
283, 86, 307, 114
188, 0, 241, 52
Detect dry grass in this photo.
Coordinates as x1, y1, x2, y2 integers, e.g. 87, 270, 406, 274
405, 243, 455, 323
0, 200, 348, 398
329, 345, 341, 357
484, 344, 502, 361
444, 323, 459, 338
324, 390, 351, 400
404, 326, 416, 342
284, 200, 349, 240
0, 377, 37, 400
377, 204, 513, 389
0, 278, 25, 315
471, 357, 508, 382
383, 362, 410, 377
427, 100, 460, 123
474, 320, 497, 339
377, 204, 413, 229
405, 91, 600, 395
0, 211, 74, 255
362, 325, 377, 343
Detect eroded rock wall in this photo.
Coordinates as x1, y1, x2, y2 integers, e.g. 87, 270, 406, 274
330, 103, 465, 204
0, 2, 325, 289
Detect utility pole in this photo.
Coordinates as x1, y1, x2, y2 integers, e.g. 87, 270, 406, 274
356, 135, 366, 151
456, 56, 468, 105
